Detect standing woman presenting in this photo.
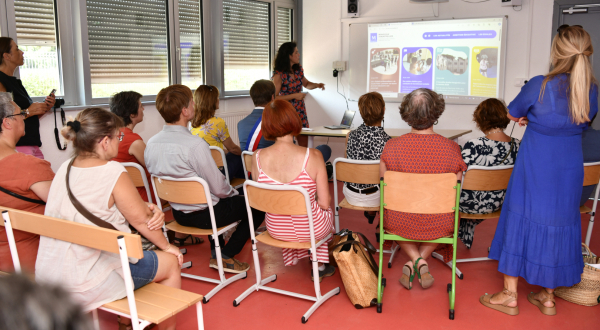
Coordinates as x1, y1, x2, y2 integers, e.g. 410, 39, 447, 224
0, 37, 55, 159
272, 42, 325, 147
480, 26, 598, 316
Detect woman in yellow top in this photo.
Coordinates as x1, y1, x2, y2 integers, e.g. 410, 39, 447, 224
191, 85, 244, 179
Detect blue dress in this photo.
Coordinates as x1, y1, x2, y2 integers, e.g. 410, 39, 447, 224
489, 74, 599, 289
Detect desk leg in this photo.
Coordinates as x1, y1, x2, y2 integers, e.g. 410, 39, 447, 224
307, 136, 314, 148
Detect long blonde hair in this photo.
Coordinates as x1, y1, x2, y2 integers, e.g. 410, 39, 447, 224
541, 26, 596, 124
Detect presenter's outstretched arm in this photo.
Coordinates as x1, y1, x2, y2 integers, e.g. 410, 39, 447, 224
302, 76, 325, 90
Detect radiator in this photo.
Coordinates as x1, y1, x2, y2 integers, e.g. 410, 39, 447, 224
219, 111, 250, 146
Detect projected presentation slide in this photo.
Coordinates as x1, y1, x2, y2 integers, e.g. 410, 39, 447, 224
367, 17, 504, 103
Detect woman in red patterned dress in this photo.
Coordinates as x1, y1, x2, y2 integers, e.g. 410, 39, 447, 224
272, 42, 326, 147
380, 88, 466, 290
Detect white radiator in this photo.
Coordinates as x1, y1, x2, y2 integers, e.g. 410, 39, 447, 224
219, 111, 250, 146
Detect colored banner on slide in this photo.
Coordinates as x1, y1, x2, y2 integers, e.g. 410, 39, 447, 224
400, 47, 433, 93
470, 47, 498, 97
368, 47, 401, 93
434, 47, 469, 95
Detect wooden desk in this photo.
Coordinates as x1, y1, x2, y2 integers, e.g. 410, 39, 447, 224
301, 127, 472, 148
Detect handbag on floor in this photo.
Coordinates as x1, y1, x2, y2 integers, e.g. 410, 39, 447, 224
555, 243, 600, 306
331, 230, 379, 308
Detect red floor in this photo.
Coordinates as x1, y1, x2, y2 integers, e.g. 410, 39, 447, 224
99, 182, 600, 329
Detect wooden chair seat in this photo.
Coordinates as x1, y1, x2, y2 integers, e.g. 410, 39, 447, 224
580, 205, 592, 214
166, 221, 229, 236
339, 198, 379, 212
230, 178, 246, 188
460, 209, 503, 220
255, 231, 312, 249
0, 271, 9, 276
102, 283, 202, 324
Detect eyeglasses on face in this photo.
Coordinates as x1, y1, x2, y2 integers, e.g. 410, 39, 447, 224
557, 24, 582, 34
5, 110, 27, 119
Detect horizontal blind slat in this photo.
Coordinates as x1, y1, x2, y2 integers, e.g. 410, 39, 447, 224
15, 0, 57, 44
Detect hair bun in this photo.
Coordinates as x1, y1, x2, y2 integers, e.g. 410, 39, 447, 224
67, 120, 81, 133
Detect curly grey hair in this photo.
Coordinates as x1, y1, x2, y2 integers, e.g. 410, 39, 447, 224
399, 88, 445, 130
0, 92, 16, 133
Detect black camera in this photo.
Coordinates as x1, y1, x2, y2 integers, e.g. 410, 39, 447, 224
54, 98, 65, 108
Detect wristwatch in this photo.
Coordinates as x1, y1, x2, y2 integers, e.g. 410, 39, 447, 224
23, 108, 29, 118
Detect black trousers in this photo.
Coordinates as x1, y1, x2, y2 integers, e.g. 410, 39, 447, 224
172, 196, 264, 258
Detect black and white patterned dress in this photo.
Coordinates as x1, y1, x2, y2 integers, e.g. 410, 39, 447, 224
346, 124, 391, 189
459, 137, 520, 248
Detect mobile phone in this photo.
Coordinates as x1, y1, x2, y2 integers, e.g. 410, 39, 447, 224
49, 89, 56, 96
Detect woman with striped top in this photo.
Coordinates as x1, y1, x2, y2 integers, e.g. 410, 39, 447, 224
251, 100, 335, 282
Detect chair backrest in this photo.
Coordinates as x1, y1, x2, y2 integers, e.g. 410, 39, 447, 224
242, 151, 253, 180
244, 181, 309, 216
121, 162, 153, 203
151, 175, 209, 206
583, 162, 600, 187
461, 165, 514, 191
0, 207, 143, 259
333, 158, 380, 185
383, 172, 458, 214
210, 146, 225, 168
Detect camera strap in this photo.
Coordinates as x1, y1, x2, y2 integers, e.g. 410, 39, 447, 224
54, 106, 67, 150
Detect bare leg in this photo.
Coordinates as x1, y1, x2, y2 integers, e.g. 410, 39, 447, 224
489, 274, 518, 307
417, 242, 437, 260
398, 241, 421, 263
154, 251, 181, 330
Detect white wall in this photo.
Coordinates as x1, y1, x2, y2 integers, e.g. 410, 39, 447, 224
302, 0, 555, 160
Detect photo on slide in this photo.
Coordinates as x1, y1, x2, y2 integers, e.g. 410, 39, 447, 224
368, 47, 400, 93
475, 48, 498, 78
434, 47, 469, 96
402, 48, 432, 75
470, 47, 498, 97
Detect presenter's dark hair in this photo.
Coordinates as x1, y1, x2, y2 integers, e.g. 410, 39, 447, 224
399, 88, 445, 130
110, 91, 143, 126
273, 41, 300, 73
473, 98, 510, 132
358, 92, 385, 126
250, 80, 276, 106
262, 100, 302, 140
0, 37, 14, 66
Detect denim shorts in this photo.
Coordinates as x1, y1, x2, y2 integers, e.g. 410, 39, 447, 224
129, 250, 158, 290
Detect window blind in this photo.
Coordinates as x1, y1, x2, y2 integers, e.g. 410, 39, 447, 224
178, 0, 203, 84
15, 0, 57, 45
223, 0, 270, 67
276, 7, 292, 49
86, 0, 169, 84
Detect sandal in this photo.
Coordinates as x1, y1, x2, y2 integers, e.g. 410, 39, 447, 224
479, 288, 519, 315
173, 234, 204, 247
399, 261, 415, 290
414, 257, 434, 289
364, 211, 376, 224
527, 288, 556, 316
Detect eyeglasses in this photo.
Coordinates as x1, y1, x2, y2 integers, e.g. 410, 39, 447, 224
5, 111, 27, 119
557, 24, 582, 34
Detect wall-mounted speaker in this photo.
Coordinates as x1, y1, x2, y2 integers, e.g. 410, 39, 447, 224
347, 0, 359, 18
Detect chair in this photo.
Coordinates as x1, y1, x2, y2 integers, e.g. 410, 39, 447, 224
151, 175, 246, 303
581, 162, 600, 247
377, 172, 461, 320
241, 150, 253, 180
233, 181, 340, 323
0, 207, 204, 330
209, 146, 245, 189
332, 157, 399, 268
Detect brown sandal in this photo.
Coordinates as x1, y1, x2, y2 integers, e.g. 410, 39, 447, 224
414, 258, 434, 289
479, 288, 520, 315
399, 261, 415, 290
527, 288, 556, 316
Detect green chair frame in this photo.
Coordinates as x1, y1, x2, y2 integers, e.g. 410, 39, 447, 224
376, 171, 461, 320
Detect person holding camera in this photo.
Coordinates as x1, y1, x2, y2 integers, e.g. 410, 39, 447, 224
0, 37, 56, 159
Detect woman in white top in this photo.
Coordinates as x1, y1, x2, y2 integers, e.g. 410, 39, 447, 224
35, 108, 182, 330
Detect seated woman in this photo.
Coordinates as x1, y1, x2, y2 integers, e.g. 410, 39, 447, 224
344, 91, 391, 223
35, 108, 182, 330
460, 98, 520, 249
0, 92, 54, 273
251, 100, 335, 282
380, 88, 466, 290
110, 91, 203, 247
191, 85, 244, 179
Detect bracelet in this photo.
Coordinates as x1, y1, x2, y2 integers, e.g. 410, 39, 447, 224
161, 243, 171, 252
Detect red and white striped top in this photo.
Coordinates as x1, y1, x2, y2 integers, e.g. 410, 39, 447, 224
256, 149, 333, 266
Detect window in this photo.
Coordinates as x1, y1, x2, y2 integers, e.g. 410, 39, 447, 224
276, 7, 292, 49
178, 0, 203, 91
15, 0, 62, 97
86, 0, 169, 98
223, 0, 270, 92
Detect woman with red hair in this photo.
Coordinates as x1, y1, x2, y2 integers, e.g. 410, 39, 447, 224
250, 100, 334, 282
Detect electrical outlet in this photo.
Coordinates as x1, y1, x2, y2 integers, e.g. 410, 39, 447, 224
332, 61, 347, 71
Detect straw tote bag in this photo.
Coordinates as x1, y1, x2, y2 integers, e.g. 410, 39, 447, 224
555, 243, 600, 306
331, 230, 379, 308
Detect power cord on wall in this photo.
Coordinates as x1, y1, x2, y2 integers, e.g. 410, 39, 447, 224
336, 73, 350, 111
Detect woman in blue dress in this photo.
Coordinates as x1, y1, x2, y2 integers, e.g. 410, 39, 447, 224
480, 25, 598, 316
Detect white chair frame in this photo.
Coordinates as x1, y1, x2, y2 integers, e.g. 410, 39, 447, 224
332, 158, 399, 268
151, 175, 246, 303
233, 181, 340, 323
241, 150, 254, 180
583, 161, 600, 247
1, 210, 203, 330
209, 146, 244, 189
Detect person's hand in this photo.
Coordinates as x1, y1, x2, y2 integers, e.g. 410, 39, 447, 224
44, 93, 56, 109
517, 117, 528, 127
146, 203, 164, 231
163, 244, 183, 266
294, 93, 307, 100
316, 83, 325, 90
27, 102, 50, 116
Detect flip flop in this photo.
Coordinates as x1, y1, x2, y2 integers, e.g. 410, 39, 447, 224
527, 290, 556, 316
173, 234, 204, 247
479, 288, 519, 316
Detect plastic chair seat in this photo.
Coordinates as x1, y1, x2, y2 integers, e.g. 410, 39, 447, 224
102, 283, 202, 324
460, 209, 502, 220
255, 231, 312, 249
339, 198, 379, 212
166, 221, 229, 236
